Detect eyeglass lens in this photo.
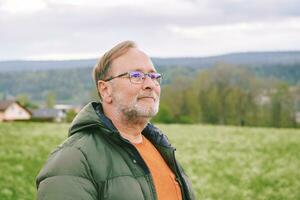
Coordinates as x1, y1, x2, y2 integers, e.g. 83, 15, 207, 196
129, 71, 162, 84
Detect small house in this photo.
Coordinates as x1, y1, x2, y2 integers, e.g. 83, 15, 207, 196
0, 100, 32, 122
31, 108, 66, 122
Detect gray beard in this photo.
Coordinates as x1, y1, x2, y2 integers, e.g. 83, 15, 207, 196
110, 84, 160, 124
119, 102, 159, 124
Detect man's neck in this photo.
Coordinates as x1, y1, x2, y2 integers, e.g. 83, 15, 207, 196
103, 107, 149, 144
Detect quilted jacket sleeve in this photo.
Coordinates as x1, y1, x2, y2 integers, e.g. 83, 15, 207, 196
36, 146, 97, 200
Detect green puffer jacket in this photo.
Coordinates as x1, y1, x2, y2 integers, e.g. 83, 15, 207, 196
36, 102, 195, 200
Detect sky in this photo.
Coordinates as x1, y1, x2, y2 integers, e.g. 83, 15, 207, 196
1, 0, 300, 60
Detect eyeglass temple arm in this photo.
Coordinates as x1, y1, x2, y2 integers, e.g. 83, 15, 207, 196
103, 72, 128, 82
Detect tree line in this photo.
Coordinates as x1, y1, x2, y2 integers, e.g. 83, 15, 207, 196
4, 63, 299, 128
153, 64, 300, 128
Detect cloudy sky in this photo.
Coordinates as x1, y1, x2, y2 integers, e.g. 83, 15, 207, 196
1, 0, 300, 60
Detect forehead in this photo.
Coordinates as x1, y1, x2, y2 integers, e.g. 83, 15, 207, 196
110, 48, 156, 73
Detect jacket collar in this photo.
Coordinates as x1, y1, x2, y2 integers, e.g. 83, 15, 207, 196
69, 101, 172, 148
93, 102, 118, 132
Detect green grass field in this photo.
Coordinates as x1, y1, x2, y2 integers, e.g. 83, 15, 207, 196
0, 122, 300, 200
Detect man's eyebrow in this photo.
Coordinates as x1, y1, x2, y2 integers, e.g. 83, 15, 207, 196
132, 68, 157, 73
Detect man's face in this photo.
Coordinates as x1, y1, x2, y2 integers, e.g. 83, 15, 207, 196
109, 48, 161, 120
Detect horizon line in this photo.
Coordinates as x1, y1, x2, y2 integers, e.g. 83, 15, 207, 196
1, 49, 300, 62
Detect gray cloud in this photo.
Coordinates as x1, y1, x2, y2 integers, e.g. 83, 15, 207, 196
0, 0, 300, 60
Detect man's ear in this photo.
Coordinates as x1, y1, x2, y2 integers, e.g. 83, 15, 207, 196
98, 80, 112, 103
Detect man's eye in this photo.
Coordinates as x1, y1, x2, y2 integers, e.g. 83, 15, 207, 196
130, 72, 143, 78
149, 73, 161, 79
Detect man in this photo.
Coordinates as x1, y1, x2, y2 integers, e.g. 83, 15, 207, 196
36, 41, 195, 200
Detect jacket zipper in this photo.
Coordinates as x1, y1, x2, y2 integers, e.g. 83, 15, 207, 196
171, 148, 190, 200
116, 132, 158, 200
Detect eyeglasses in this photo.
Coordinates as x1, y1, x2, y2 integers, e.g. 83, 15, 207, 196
103, 71, 163, 85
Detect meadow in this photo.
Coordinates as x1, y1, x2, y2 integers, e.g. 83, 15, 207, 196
0, 122, 300, 200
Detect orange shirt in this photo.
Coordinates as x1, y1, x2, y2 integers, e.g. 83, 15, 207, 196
133, 136, 182, 200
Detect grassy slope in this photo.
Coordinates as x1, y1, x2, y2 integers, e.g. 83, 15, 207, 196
0, 122, 300, 200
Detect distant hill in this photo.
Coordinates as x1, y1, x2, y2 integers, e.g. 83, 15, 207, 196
0, 59, 96, 72
153, 51, 300, 68
1, 51, 300, 72
0, 51, 299, 104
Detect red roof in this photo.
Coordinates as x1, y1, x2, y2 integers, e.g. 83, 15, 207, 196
0, 100, 15, 111
0, 100, 32, 115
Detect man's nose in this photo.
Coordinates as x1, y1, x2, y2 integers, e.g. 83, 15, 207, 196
142, 75, 156, 90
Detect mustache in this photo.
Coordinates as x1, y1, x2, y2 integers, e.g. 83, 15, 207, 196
137, 93, 159, 101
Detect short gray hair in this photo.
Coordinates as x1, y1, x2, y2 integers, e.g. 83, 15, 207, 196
93, 40, 137, 99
